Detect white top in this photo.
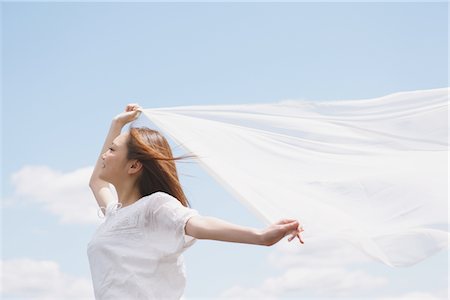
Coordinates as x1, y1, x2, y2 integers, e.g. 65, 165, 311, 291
87, 191, 199, 300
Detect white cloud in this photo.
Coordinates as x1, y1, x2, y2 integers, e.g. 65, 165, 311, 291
5, 165, 107, 225
267, 235, 374, 268
377, 290, 448, 300
219, 266, 387, 299
219, 236, 448, 299
0, 258, 94, 299
220, 238, 385, 299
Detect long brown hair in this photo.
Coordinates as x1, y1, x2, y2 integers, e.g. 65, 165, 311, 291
126, 127, 195, 207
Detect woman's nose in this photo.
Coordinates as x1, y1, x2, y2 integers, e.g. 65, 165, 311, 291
101, 152, 106, 160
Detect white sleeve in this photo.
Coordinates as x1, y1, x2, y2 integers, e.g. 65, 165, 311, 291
147, 192, 200, 254
104, 201, 120, 219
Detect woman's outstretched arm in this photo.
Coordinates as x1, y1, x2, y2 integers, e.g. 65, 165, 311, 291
89, 104, 141, 212
185, 216, 304, 246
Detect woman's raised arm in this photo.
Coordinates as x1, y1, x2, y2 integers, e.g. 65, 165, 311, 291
89, 104, 142, 213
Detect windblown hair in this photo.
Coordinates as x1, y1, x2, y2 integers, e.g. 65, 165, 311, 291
126, 127, 195, 207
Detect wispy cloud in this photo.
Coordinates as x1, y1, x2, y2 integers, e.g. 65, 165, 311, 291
219, 238, 387, 299
219, 266, 387, 299
267, 235, 374, 268
0, 258, 94, 299
5, 165, 106, 225
378, 290, 448, 300
219, 235, 448, 299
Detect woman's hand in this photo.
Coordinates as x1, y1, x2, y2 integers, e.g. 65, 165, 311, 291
113, 103, 142, 126
259, 219, 304, 246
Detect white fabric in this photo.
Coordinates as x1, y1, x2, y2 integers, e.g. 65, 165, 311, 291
140, 87, 449, 267
87, 191, 199, 300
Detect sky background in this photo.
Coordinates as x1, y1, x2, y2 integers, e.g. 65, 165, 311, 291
1, 1, 448, 299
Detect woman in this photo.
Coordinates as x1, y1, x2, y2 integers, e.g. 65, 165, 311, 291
87, 104, 304, 300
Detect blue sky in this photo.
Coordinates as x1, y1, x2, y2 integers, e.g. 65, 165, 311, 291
1, 2, 448, 299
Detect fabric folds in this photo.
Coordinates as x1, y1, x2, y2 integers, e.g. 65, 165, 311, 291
138, 88, 449, 267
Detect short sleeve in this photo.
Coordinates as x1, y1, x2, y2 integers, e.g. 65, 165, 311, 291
103, 201, 121, 219
147, 192, 200, 254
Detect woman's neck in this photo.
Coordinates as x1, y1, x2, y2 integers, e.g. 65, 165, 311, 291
115, 183, 142, 208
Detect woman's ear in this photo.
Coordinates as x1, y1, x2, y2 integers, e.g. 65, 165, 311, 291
128, 160, 143, 175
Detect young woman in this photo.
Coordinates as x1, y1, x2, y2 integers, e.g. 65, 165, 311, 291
87, 104, 304, 299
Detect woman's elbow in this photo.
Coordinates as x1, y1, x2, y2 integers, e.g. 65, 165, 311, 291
88, 177, 98, 190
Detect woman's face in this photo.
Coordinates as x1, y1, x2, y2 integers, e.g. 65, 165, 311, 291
99, 132, 130, 185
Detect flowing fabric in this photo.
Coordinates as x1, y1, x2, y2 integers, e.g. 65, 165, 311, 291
138, 88, 449, 267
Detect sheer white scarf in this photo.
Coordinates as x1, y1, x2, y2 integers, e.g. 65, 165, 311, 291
137, 87, 448, 267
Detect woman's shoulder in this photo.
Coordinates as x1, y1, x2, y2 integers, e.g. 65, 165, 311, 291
147, 191, 177, 202
143, 191, 180, 210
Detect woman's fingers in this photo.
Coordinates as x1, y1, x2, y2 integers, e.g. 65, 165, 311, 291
277, 219, 304, 230
124, 104, 143, 120
270, 219, 305, 244
287, 226, 305, 244
126, 103, 141, 112
290, 232, 304, 244
279, 219, 299, 224
282, 221, 304, 234
287, 230, 297, 241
